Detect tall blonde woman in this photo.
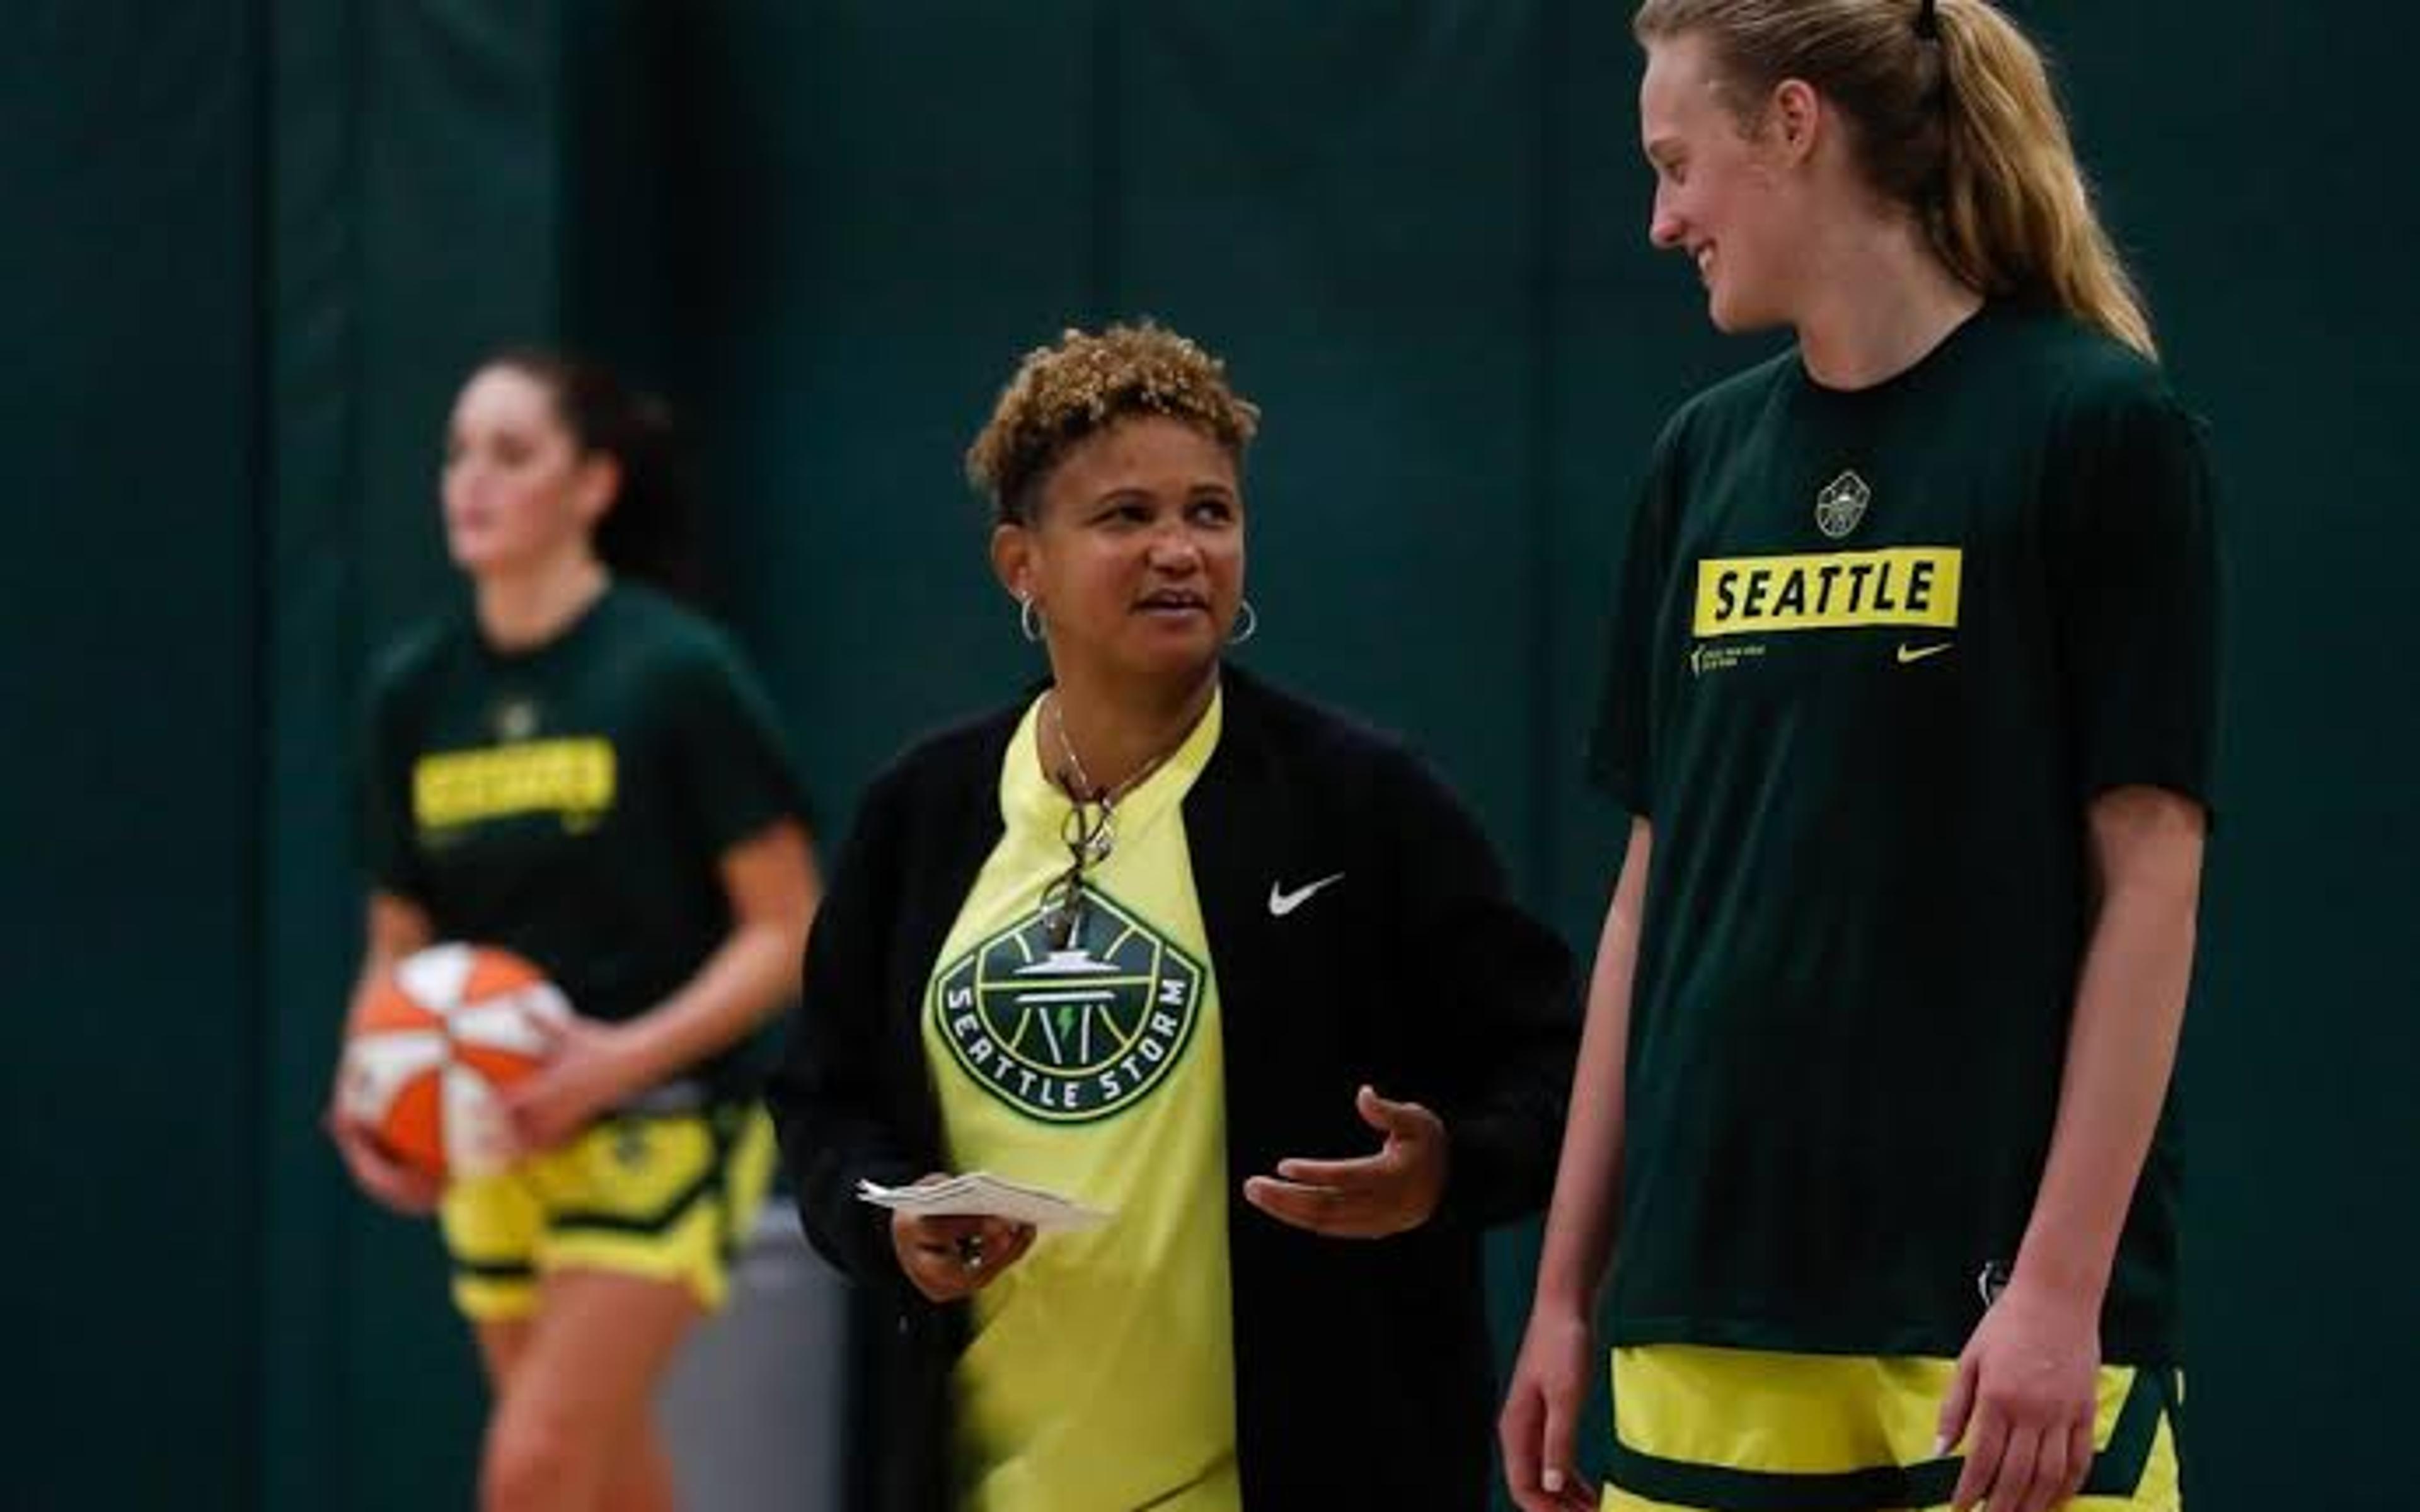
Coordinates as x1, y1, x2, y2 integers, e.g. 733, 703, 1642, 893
1503, 6, 2217, 1511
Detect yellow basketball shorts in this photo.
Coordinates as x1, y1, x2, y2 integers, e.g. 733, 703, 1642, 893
1603, 1345, 2183, 1511
439, 1102, 776, 1322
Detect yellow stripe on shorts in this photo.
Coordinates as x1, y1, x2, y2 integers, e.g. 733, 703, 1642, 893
441, 1104, 775, 1320
1603, 1346, 2181, 1511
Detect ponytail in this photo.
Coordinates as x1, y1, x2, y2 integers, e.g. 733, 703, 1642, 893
483, 348, 704, 597
1633, 0, 2157, 358
1928, 0, 2154, 357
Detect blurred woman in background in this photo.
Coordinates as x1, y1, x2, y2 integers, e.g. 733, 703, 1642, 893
330, 351, 820, 1512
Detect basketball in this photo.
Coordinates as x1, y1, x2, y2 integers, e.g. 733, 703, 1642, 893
340, 942, 568, 1179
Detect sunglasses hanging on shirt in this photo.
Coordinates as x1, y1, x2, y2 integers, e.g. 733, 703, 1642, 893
1037, 691, 1177, 951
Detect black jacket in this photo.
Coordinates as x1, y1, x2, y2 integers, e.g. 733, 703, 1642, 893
767, 667, 1576, 1510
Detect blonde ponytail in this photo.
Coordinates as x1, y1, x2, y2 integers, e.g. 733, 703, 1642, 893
1929, 0, 2154, 356
1634, 0, 2157, 357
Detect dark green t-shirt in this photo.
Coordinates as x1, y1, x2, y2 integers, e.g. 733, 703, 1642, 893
1589, 304, 2218, 1364
362, 581, 807, 1096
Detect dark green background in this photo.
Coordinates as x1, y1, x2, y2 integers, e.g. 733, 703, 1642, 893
5, 3, 2410, 1508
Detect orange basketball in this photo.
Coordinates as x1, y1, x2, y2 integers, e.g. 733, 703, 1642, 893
340, 942, 568, 1179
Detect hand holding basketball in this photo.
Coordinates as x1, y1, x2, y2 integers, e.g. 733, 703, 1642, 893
502, 1011, 654, 1153
324, 1100, 445, 1214
334, 942, 569, 1187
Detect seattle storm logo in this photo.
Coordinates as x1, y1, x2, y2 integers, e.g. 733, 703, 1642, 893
1814, 470, 1872, 539
931, 889, 1204, 1122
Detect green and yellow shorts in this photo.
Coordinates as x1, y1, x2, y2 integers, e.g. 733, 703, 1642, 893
438, 1102, 776, 1322
1605, 1345, 2183, 1511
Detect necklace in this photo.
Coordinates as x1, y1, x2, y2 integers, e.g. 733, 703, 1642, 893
1038, 689, 1202, 951
1044, 690, 1178, 865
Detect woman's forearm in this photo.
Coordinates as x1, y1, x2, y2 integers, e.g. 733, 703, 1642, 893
2014, 788, 2204, 1303
1533, 818, 1652, 1315
621, 821, 819, 1086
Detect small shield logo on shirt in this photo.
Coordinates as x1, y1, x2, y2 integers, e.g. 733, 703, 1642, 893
1815, 471, 1872, 539
492, 698, 540, 743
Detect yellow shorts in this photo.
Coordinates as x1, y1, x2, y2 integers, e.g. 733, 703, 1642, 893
438, 1103, 776, 1322
1605, 1345, 2183, 1511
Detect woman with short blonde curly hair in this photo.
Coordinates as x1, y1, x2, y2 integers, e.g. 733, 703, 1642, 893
772, 321, 1579, 1511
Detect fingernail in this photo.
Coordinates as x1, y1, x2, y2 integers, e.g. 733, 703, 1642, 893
1543, 1469, 1564, 1493
1928, 1435, 1949, 1458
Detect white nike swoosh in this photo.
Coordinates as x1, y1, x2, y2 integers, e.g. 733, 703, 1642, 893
1896, 641, 1956, 665
1267, 873, 1345, 917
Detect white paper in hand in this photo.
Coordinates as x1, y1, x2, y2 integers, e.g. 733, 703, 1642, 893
856, 1172, 1112, 1234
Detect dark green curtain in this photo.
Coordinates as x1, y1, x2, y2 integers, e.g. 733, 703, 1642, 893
1, 4, 265, 1506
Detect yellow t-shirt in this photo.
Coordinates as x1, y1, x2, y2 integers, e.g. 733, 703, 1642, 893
921, 690, 1240, 1512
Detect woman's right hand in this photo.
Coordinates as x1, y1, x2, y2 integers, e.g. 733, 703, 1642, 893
1500, 1300, 1602, 1512
323, 1101, 444, 1215
889, 1176, 1037, 1302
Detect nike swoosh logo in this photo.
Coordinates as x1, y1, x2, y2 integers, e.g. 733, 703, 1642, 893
1896, 641, 1955, 665
1267, 873, 1345, 917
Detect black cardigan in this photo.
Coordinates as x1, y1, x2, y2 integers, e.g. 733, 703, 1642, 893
767, 667, 1577, 1511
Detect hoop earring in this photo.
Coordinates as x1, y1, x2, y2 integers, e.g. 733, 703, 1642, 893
1019, 595, 1045, 644
1228, 598, 1259, 646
